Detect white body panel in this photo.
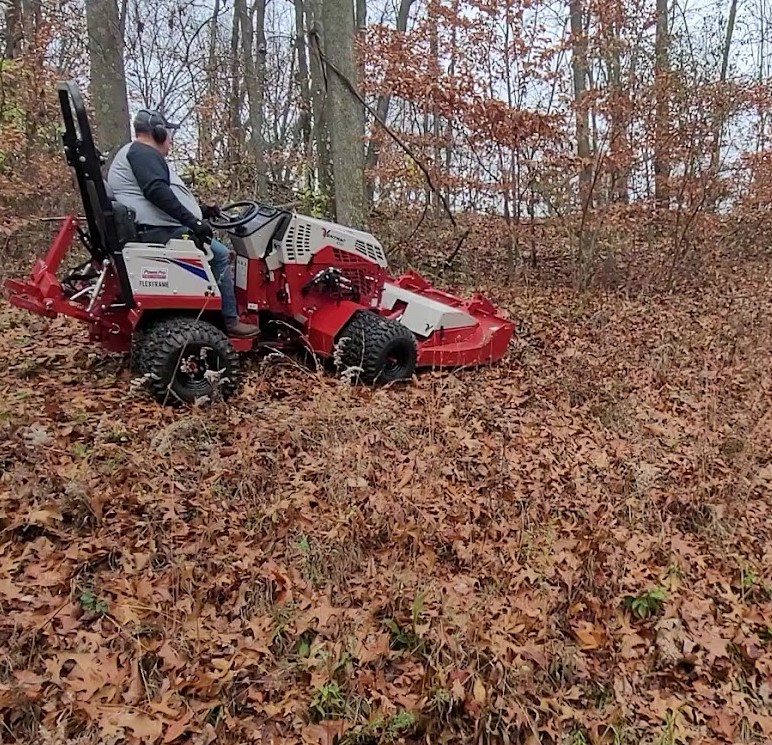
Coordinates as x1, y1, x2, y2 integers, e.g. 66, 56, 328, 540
279, 215, 389, 267
380, 283, 476, 338
231, 208, 389, 270
123, 239, 220, 298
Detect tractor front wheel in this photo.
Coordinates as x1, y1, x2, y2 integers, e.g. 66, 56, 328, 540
336, 310, 417, 384
138, 316, 240, 405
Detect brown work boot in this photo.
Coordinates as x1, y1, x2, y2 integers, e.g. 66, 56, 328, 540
227, 320, 260, 337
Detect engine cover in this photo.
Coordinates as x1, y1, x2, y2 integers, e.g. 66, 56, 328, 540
278, 215, 389, 268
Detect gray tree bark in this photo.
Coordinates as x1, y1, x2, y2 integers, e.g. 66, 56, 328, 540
227, 11, 244, 191
84, 0, 131, 159
570, 0, 594, 287
198, 0, 221, 163
3, 0, 23, 57
293, 0, 313, 189
654, 0, 670, 207
236, 0, 268, 196
304, 0, 333, 204
708, 0, 738, 208
320, 0, 367, 228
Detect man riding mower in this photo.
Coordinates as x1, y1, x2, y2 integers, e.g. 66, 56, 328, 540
3, 81, 514, 405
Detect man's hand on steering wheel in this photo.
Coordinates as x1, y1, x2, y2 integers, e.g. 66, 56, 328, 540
200, 203, 221, 220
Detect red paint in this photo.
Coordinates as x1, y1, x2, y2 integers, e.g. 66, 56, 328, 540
4, 216, 80, 316
306, 300, 367, 355
134, 294, 222, 311
388, 269, 514, 368
4, 215, 515, 378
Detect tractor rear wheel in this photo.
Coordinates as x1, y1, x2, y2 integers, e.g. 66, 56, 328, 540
138, 316, 240, 405
336, 310, 417, 384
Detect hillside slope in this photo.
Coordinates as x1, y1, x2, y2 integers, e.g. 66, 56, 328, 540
1, 256, 771, 745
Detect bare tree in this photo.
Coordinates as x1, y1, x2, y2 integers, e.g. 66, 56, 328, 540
293, 0, 313, 188
3, 0, 23, 57
305, 0, 332, 203
654, 0, 670, 207
197, 0, 221, 163
570, 0, 594, 284
320, 0, 366, 227
85, 0, 131, 158
237, 0, 268, 195
365, 0, 415, 203
707, 0, 738, 208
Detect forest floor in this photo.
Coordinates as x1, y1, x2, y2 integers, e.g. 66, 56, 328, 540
0, 229, 771, 745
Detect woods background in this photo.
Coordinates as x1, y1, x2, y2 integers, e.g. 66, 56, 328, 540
1, 0, 771, 290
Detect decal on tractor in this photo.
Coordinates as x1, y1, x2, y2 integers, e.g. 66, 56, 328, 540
140, 267, 169, 288
2, 80, 515, 407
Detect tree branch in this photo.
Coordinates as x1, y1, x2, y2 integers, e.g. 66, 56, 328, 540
308, 27, 458, 230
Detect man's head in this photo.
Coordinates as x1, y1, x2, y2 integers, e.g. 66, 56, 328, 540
132, 108, 180, 156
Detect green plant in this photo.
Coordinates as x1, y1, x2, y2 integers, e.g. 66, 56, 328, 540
341, 709, 417, 744
383, 590, 427, 653
309, 680, 347, 721
78, 589, 108, 615
622, 586, 666, 619
297, 185, 331, 218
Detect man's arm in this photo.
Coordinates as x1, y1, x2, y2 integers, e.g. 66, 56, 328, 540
127, 143, 201, 229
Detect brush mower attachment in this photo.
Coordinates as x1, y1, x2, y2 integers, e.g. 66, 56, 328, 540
379, 271, 513, 368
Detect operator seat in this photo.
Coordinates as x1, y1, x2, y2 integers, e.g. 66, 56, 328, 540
102, 179, 139, 248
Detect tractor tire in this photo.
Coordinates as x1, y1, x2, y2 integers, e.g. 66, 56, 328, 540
129, 330, 148, 373
336, 310, 417, 384
138, 316, 240, 405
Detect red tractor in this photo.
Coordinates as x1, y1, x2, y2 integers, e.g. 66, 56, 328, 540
3, 81, 514, 405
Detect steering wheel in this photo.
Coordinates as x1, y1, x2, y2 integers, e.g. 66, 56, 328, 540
208, 200, 261, 230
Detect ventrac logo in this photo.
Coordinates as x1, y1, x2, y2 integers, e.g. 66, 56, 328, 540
322, 227, 346, 246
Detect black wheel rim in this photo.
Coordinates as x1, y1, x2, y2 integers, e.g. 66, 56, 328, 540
383, 344, 412, 377
385, 354, 402, 374
175, 344, 223, 395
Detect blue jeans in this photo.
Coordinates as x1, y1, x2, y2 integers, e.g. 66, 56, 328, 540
138, 225, 238, 323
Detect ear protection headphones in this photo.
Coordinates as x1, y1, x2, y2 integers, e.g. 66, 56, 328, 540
134, 108, 176, 144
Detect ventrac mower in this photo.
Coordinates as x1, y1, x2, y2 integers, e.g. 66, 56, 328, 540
3, 81, 514, 405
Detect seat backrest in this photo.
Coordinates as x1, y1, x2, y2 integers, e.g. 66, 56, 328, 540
57, 80, 137, 306
102, 178, 138, 245
84, 179, 110, 253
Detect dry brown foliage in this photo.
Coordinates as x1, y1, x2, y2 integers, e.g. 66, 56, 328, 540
0, 232, 770, 744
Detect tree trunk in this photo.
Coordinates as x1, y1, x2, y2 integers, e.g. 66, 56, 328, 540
364, 0, 414, 203
294, 0, 313, 190
707, 0, 738, 209
237, 0, 268, 196
570, 0, 594, 286
20, 0, 40, 53
227, 12, 243, 190
445, 0, 458, 211
305, 0, 333, 204
355, 0, 366, 85
84, 0, 131, 160
3, 0, 23, 58
606, 2, 629, 203
199, 0, 221, 164
321, 0, 367, 228
429, 0, 441, 218
654, 0, 670, 208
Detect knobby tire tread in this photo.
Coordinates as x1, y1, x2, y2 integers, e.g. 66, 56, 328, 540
139, 316, 240, 404
339, 310, 416, 384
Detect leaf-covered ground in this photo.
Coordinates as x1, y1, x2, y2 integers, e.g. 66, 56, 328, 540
1, 251, 771, 745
